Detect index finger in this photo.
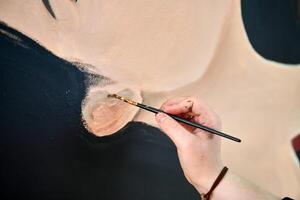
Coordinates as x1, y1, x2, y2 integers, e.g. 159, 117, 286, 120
163, 98, 194, 115
160, 96, 187, 110
163, 96, 213, 117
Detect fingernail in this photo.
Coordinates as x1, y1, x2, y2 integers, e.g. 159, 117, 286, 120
156, 112, 167, 123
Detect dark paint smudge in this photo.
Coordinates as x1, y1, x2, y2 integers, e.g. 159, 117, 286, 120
42, 0, 57, 19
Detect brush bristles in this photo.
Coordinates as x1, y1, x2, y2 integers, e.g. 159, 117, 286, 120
107, 94, 118, 98
107, 94, 138, 106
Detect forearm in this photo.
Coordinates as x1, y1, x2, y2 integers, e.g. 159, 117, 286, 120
194, 171, 281, 200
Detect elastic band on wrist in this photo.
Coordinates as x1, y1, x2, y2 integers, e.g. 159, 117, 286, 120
201, 166, 228, 200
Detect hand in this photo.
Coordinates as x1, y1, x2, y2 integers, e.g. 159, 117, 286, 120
155, 96, 224, 193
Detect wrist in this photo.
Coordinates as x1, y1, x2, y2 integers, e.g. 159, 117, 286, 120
193, 165, 225, 194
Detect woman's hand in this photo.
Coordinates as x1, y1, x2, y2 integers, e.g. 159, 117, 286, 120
155, 96, 224, 193
155, 96, 283, 199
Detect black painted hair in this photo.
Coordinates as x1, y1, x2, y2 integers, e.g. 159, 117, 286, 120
42, 0, 56, 19
42, 0, 78, 19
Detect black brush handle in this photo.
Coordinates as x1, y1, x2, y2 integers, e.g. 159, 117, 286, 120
137, 103, 241, 143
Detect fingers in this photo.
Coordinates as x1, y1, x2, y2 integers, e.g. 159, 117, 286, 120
161, 96, 210, 116
159, 96, 222, 139
155, 112, 195, 149
163, 99, 194, 115
192, 108, 222, 140
160, 97, 187, 110
188, 97, 214, 117
161, 96, 216, 121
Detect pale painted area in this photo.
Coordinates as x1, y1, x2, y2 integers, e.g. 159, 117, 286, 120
0, 0, 299, 198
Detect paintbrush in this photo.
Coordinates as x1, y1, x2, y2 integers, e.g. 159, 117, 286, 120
107, 94, 241, 143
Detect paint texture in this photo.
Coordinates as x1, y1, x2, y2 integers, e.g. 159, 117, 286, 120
0, 23, 198, 200
0, 0, 300, 199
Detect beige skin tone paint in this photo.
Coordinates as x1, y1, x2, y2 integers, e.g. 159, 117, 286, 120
1, 0, 299, 198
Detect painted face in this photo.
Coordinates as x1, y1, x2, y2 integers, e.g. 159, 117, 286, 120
43, 0, 231, 92
1, 2, 300, 197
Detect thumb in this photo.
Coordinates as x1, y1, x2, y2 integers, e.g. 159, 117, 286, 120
155, 112, 195, 149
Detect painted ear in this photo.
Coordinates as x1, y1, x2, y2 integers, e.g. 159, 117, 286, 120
82, 85, 142, 137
